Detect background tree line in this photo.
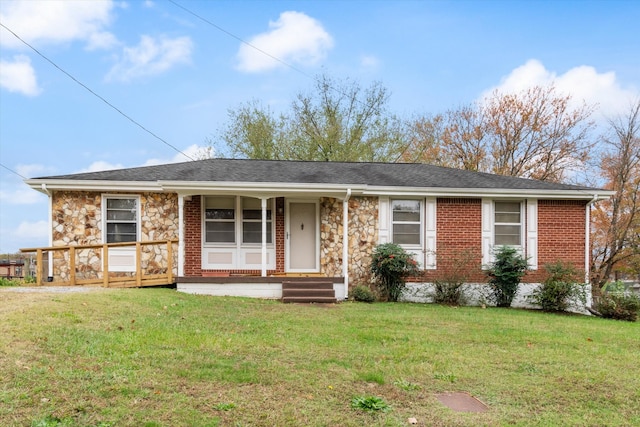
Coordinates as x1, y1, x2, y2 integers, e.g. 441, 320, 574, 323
209, 73, 639, 289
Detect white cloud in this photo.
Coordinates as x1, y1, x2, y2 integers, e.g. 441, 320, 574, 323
15, 220, 49, 240
236, 11, 333, 73
0, 55, 41, 96
482, 59, 639, 118
0, 0, 116, 50
106, 35, 193, 82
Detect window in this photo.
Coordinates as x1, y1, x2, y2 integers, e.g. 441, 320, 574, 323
205, 197, 236, 243
204, 196, 273, 245
494, 201, 522, 246
391, 199, 421, 245
242, 198, 272, 244
105, 197, 138, 243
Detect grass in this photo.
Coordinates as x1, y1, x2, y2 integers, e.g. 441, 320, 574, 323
1, 288, 639, 426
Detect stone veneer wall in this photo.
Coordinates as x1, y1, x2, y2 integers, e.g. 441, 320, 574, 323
320, 196, 378, 286
50, 191, 178, 281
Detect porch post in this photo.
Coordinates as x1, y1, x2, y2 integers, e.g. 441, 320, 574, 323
178, 194, 185, 277
261, 197, 267, 277
343, 189, 351, 300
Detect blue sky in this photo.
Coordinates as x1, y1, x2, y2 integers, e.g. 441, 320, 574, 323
0, 0, 638, 253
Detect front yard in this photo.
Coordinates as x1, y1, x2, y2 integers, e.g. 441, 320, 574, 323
1, 288, 638, 426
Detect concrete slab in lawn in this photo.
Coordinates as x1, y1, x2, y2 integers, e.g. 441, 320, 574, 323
436, 392, 488, 412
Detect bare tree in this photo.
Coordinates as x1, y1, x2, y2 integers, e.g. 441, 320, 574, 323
591, 100, 640, 288
405, 84, 596, 182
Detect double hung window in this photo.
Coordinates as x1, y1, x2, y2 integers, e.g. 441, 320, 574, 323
494, 201, 522, 246
391, 199, 421, 246
204, 197, 236, 243
105, 196, 139, 243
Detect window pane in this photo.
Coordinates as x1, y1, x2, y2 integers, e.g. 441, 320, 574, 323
242, 222, 272, 243
392, 200, 420, 222
495, 212, 520, 223
392, 223, 420, 245
495, 224, 521, 246
205, 222, 235, 243
107, 199, 136, 210
107, 210, 136, 221
495, 201, 520, 212
243, 209, 272, 220
106, 223, 136, 243
205, 209, 235, 220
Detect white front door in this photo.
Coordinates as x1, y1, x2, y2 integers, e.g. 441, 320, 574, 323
287, 201, 318, 271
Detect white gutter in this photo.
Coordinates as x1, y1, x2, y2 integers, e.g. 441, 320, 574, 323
261, 197, 268, 277
342, 189, 351, 300
42, 184, 53, 281
585, 193, 599, 285
178, 194, 185, 277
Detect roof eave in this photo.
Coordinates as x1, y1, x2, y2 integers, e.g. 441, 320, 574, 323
25, 179, 163, 194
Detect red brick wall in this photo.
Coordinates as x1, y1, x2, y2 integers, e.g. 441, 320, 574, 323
528, 200, 587, 282
184, 196, 202, 276
183, 196, 286, 277
421, 198, 484, 282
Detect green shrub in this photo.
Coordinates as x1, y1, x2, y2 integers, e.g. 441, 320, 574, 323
351, 285, 376, 303
485, 246, 528, 307
593, 282, 640, 322
528, 262, 587, 312
370, 243, 419, 302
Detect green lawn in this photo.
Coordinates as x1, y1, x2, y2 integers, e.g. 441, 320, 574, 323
1, 288, 638, 426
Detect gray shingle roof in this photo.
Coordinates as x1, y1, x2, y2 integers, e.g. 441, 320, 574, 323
33, 158, 599, 192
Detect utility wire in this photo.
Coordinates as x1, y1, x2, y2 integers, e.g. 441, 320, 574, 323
0, 21, 196, 162
167, 0, 313, 80
0, 163, 27, 180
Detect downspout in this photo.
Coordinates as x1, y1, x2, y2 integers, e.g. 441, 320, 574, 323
42, 184, 53, 280
177, 194, 185, 277
342, 189, 351, 300
261, 197, 267, 277
585, 194, 599, 285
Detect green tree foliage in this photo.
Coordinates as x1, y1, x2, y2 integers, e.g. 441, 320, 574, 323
528, 262, 587, 312
217, 74, 407, 162
370, 243, 419, 302
485, 246, 529, 307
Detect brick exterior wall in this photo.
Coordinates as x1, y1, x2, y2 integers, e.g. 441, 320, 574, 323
183, 196, 202, 276
530, 200, 587, 282
422, 198, 485, 283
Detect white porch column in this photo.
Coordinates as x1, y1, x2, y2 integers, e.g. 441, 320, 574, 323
261, 197, 267, 277
178, 194, 185, 277
343, 189, 351, 299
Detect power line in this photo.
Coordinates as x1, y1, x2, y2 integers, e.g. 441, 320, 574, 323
0, 21, 195, 162
167, 0, 313, 80
0, 163, 27, 180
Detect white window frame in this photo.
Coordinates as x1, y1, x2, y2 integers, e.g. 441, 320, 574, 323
391, 199, 423, 248
482, 198, 528, 267
241, 197, 273, 245
204, 196, 237, 245
203, 196, 275, 248
493, 200, 524, 247
102, 195, 140, 244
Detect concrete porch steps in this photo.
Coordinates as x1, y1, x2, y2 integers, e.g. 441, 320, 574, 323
281, 281, 336, 304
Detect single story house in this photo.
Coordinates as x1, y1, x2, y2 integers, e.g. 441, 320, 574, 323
25, 158, 613, 305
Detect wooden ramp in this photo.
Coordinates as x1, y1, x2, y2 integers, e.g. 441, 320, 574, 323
281, 280, 336, 304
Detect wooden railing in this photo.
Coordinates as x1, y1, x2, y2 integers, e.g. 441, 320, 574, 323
20, 239, 178, 288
